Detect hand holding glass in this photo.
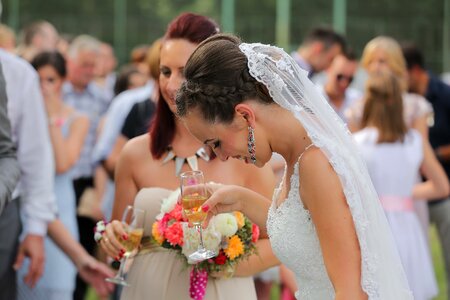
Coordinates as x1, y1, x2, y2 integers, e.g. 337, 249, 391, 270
105, 206, 145, 286
180, 170, 216, 262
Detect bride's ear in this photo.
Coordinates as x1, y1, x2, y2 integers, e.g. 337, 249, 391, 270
235, 103, 256, 128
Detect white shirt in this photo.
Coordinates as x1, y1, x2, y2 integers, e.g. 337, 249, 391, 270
91, 82, 154, 164
317, 85, 362, 123
1, 49, 57, 236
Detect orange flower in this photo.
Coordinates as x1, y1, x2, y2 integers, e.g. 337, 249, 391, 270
224, 235, 244, 260
152, 222, 164, 245
234, 211, 245, 229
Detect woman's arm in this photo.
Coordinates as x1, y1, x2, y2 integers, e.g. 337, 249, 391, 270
233, 164, 280, 276
102, 134, 128, 179
49, 115, 89, 174
299, 148, 367, 300
204, 185, 272, 236
413, 139, 450, 200
411, 114, 429, 141
47, 219, 114, 297
100, 139, 140, 259
111, 139, 139, 220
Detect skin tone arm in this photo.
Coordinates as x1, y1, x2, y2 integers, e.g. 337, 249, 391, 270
46, 219, 115, 297
233, 164, 280, 277
413, 138, 450, 200
410, 114, 429, 141
299, 148, 367, 300
101, 141, 138, 258
102, 134, 128, 179
48, 116, 89, 173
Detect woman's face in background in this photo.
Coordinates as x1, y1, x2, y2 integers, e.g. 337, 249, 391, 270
37, 64, 64, 98
159, 39, 198, 112
366, 49, 391, 74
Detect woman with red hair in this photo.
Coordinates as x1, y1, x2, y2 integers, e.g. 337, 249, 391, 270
100, 13, 279, 299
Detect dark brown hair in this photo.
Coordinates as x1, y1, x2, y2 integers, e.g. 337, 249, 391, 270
149, 13, 220, 159
361, 71, 407, 143
176, 34, 273, 123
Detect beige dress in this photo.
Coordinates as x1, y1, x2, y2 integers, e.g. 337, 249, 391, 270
120, 187, 257, 300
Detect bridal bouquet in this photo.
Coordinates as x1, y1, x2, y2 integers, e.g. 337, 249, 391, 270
151, 189, 260, 300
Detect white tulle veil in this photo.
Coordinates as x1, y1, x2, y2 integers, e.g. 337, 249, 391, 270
238, 42, 413, 299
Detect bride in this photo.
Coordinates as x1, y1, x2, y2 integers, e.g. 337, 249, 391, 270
176, 34, 414, 299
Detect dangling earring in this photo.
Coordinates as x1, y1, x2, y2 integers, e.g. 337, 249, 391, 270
247, 126, 257, 164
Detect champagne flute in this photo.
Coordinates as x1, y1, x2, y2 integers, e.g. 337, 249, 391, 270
105, 205, 145, 286
180, 170, 216, 262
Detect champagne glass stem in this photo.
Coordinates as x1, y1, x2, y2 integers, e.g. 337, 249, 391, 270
116, 254, 129, 281
196, 224, 206, 250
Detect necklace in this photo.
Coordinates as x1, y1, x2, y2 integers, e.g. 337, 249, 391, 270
162, 146, 211, 176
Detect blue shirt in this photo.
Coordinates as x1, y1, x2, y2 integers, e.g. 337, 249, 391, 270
425, 73, 450, 202
63, 82, 111, 178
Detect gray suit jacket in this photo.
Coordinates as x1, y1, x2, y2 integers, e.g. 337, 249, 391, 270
0, 61, 20, 214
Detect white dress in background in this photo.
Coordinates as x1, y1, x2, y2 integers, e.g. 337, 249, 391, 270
354, 128, 438, 300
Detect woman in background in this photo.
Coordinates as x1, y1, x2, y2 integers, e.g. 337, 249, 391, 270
353, 71, 449, 300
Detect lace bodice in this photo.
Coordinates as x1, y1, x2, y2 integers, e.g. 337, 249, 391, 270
267, 162, 335, 299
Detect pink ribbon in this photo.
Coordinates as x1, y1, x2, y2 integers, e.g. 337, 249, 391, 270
190, 268, 208, 300
379, 196, 414, 212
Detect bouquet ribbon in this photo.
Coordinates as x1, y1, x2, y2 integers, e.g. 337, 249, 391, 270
190, 267, 208, 300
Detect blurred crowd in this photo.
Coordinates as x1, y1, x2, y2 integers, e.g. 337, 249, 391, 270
0, 13, 449, 300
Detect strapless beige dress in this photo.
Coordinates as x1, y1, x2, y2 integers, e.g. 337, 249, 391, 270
120, 187, 257, 300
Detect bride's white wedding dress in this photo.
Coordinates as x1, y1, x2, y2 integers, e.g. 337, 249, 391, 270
267, 161, 335, 299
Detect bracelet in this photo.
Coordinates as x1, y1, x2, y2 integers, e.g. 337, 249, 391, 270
49, 116, 65, 127
94, 220, 108, 243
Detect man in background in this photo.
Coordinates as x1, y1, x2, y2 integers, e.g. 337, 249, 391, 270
403, 43, 450, 300
291, 26, 347, 78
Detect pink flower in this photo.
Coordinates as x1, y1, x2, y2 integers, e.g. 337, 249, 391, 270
169, 204, 184, 221
252, 223, 260, 243
159, 213, 171, 235
165, 222, 184, 246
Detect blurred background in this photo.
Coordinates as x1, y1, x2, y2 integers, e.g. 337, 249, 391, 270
2, 0, 449, 74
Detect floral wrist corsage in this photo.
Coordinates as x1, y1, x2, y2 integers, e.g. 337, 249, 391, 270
94, 220, 108, 243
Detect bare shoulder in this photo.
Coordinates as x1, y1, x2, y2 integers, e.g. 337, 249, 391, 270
298, 147, 344, 208
121, 134, 152, 163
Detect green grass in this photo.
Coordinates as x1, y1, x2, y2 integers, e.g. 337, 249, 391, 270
431, 226, 448, 300
86, 227, 448, 300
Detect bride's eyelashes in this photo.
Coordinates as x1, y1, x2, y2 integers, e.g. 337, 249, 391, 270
212, 140, 221, 149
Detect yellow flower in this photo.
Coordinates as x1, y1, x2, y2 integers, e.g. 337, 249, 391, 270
234, 211, 245, 229
224, 235, 244, 260
152, 222, 164, 245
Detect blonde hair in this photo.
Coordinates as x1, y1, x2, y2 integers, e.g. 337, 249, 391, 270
0, 24, 15, 48
361, 70, 407, 143
145, 38, 162, 80
361, 36, 408, 91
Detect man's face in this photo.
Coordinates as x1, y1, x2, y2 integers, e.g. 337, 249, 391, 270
311, 43, 342, 73
68, 50, 97, 88
326, 55, 358, 95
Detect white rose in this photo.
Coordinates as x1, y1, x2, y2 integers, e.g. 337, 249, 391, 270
202, 226, 221, 255
212, 213, 238, 237
182, 224, 200, 260
156, 189, 180, 220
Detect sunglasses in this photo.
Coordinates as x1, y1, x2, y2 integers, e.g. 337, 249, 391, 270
336, 74, 354, 84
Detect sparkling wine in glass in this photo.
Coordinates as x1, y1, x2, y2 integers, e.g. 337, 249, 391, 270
105, 206, 145, 286
180, 170, 216, 262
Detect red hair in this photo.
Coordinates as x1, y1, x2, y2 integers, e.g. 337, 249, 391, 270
150, 13, 220, 158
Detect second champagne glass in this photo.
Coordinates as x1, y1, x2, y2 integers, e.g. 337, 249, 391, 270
105, 205, 145, 286
180, 170, 216, 262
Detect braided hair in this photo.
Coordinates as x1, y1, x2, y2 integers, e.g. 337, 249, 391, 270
177, 34, 273, 123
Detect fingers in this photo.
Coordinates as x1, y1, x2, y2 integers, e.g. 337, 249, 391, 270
13, 247, 25, 271
24, 252, 44, 287
102, 221, 126, 259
